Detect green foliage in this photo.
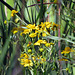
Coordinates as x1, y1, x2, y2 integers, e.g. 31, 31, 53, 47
0, 0, 75, 75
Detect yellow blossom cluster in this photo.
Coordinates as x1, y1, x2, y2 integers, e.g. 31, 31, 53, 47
18, 53, 46, 67
12, 22, 58, 37
12, 22, 58, 67
34, 39, 54, 47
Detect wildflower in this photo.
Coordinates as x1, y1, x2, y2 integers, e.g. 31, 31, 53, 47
41, 40, 47, 44
13, 30, 18, 34
65, 47, 71, 51
61, 47, 75, 54
34, 39, 47, 46
4, 20, 7, 24
42, 33, 47, 37
29, 33, 37, 38
28, 49, 32, 53
37, 40, 44, 43
66, 68, 69, 71
11, 10, 18, 17
44, 22, 52, 28
39, 48, 44, 52
20, 29, 31, 35
50, 42, 54, 45
34, 42, 40, 45
61, 47, 74, 54
20, 59, 25, 65
23, 59, 33, 67
15, 18, 19, 23
61, 50, 70, 54
24, 53, 29, 59
26, 24, 35, 29
45, 43, 50, 47
35, 25, 39, 30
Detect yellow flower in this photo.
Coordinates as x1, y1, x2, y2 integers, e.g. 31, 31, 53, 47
21, 29, 31, 35
24, 59, 33, 67
61, 47, 75, 54
34, 40, 47, 46
39, 22, 45, 28
45, 43, 50, 47
41, 40, 47, 44
13, 30, 18, 34
20, 59, 25, 65
34, 42, 40, 45
37, 40, 43, 43
42, 33, 46, 37
50, 42, 54, 45
15, 18, 19, 23
44, 22, 52, 28
11, 10, 18, 17
4, 20, 7, 24
29, 33, 37, 38
35, 25, 39, 30
65, 47, 71, 51
28, 49, 32, 53
61, 51, 70, 54
66, 68, 69, 71
24, 53, 29, 59
39, 48, 44, 52
26, 24, 35, 29
61, 47, 71, 54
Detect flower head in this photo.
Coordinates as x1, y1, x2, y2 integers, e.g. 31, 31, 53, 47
39, 48, 44, 52
11, 10, 18, 17
29, 33, 37, 38
4, 20, 7, 24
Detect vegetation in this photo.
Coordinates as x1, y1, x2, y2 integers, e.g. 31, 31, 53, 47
0, 0, 75, 75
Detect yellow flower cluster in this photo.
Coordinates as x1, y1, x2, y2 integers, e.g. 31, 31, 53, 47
12, 22, 58, 36
34, 39, 54, 47
19, 53, 46, 67
61, 47, 75, 54
11, 10, 18, 17
12, 22, 58, 68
